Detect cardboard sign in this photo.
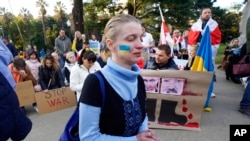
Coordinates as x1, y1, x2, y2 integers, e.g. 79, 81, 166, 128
141, 70, 213, 131
35, 87, 77, 114
15, 80, 36, 107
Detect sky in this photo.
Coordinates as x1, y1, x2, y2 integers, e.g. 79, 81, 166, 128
1, 0, 246, 18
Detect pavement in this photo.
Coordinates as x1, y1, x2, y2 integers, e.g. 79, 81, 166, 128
21, 68, 249, 141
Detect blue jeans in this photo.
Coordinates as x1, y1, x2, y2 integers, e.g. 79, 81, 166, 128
59, 54, 66, 69
59, 54, 66, 82
240, 80, 250, 106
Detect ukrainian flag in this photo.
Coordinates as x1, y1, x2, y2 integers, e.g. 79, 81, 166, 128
191, 26, 214, 111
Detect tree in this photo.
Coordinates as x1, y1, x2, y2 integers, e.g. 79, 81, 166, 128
0, 8, 13, 41
36, 0, 48, 46
72, 0, 83, 33
20, 8, 32, 44
54, 1, 67, 29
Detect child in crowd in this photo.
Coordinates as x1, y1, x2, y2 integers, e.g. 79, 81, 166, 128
25, 50, 41, 92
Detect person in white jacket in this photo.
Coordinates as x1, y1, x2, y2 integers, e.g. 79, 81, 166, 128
70, 48, 101, 101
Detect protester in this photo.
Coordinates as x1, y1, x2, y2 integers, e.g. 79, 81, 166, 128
51, 52, 60, 67
55, 29, 72, 69
8, 57, 37, 86
170, 29, 185, 59
70, 48, 101, 101
64, 51, 77, 86
239, 77, 250, 117
144, 44, 179, 70
141, 23, 154, 62
188, 7, 221, 97
225, 43, 247, 83
96, 41, 111, 68
25, 50, 41, 91
217, 38, 239, 71
0, 40, 32, 141
39, 48, 46, 58
89, 34, 100, 55
38, 54, 65, 92
79, 14, 160, 141
71, 31, 83, 52
1, 36, 18, 57
184, 44, 198, 70
25, 45, 33, 59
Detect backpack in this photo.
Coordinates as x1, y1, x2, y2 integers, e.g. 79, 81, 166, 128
59, 71, 105, 141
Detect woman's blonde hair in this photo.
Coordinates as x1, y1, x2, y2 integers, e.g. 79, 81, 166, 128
229, 38, 239, 47
103, 14, 141, 41
74, 31, 82, 40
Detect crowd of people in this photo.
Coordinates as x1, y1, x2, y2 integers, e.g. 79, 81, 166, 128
1, 6, 250, 140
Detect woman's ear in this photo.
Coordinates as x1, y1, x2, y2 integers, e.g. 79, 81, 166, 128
106, 39, 115, 52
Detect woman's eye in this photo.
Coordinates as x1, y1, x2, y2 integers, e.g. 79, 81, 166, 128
127, 37, 134, 41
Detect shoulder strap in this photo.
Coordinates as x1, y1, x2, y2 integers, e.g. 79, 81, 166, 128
93, 71, 106, 109
76, 71, 106, 109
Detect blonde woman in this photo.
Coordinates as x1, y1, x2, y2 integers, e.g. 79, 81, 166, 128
79, 14, 160, 141
71, 31, 83, 52
217, 38, 239, 70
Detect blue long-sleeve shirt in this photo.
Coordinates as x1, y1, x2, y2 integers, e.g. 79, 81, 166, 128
0, 40, 15, 89
79, 103, 148, 141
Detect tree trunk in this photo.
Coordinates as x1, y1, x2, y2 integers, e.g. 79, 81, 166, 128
72, 0, 84, 33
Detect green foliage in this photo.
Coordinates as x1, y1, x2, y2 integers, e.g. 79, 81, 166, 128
215, 43, 227, 64
0, 0, 245, 49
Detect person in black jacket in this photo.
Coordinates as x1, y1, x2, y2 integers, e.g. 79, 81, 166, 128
39, 54, 65, 92
0, 40, 32, 141
144, 44, 179, 70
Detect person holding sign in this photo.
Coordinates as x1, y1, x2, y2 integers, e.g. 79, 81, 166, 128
79, 14, 161, 141
0, 40, 32, 141
89, 34, 100, 55
38, 54, 65, 92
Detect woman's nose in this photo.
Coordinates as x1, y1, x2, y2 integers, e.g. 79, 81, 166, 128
136, 40, 143, 49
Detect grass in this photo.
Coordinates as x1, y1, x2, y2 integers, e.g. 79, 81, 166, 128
215, 43, 227, 65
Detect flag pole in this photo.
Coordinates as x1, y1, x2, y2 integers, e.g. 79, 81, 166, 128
158, 6, 164, 22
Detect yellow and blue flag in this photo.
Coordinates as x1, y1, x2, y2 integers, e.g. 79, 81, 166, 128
191, 26, 214, 108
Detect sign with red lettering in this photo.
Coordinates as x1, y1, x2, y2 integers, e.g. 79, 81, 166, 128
35, 87, 77, 114
15, 80, 36, 107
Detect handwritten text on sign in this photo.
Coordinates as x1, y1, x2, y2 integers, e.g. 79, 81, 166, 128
35, 87, 77, 114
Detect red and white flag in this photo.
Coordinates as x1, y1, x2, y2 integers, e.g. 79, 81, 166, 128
158, 6, 173, 54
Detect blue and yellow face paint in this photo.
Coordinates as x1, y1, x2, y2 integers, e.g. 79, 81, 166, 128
119, 45, 131, 55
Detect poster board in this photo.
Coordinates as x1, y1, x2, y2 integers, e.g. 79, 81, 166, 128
15, 80, 36, 107
141, 70, 213, 131
35, 87, 77, 114
89, 41, 99, 55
